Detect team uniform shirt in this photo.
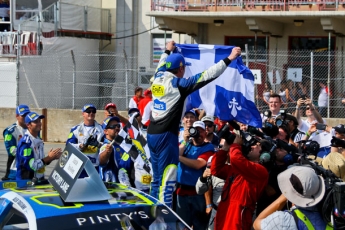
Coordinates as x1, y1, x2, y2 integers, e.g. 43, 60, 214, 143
148, 53, 231, 136
66, 121, 103, 167
98, 138, 132, 186
147, 51, 231, 207
138, 96, 152, 127
129, 95, 144, 109
16, 131, 46, 180
3, 121, 27, 179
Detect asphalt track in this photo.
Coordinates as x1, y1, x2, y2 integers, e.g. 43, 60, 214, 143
0, 141, 66, 180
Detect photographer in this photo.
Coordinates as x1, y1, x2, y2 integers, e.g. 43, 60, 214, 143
256, 139, 296, 215
261, 93, 283, 123
210, 130, 268, 230
177, 121, 214, 229
294, 98, 324, 138
196, 155, 225, 230
253, 166, 327, 230
321, 137, 345, 181
275, 113, 304, 147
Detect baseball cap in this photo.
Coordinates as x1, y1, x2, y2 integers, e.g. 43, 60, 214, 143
278, 166, 325, 208
102, 116, 121, 130
144, 89, 152, 96
82, 104, 97, 112
321, 152, 345, 181
193, 121, 205, 130
16, 104, 30, 116
25, 112, 45, 124
334, 124, 345, 134
128, 108, 140, 116
201, 116, 215, 123
105, 103, 116, 110
184, 110, 196, 117
165, 53, 191, 70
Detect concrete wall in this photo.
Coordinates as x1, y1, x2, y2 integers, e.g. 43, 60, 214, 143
0, 107, 344, 142
0, 108, 128, 143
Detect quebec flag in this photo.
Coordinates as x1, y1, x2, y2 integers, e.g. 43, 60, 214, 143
176, 44, 262, 128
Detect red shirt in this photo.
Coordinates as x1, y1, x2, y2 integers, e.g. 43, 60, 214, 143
132, 95, 144, 107
211, 145, 268, 230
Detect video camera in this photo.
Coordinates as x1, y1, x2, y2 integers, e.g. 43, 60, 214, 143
216, 121, 259, 156
330, 136, 345, 148
275, 109, 288, 127
297, 140, 345, 227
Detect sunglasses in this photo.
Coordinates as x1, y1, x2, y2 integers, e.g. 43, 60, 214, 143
306, 107, 310, 110
107, 124, 121, 129
85, 109, 96, 114
205, 123, 214, 128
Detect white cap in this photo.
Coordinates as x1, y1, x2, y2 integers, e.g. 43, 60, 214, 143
193, 121, 205, 130
201, 116, 214, 123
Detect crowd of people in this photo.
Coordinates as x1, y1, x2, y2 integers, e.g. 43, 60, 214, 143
2, 40, 345, 230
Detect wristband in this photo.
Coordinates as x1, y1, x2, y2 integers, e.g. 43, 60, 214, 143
206, 204, 212, 208
296, 106, 300, 110
305, 131, 310, 137
181, 140, 187, 146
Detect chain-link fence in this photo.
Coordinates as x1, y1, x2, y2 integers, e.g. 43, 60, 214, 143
1, 49, 345, 118
15, 50, 154, 111
247, 49, 344, 118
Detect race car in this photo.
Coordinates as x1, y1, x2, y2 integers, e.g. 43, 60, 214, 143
0, 144, 190, 230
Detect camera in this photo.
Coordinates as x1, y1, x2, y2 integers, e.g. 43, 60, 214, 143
298, 140, 320, 156
107, 110, 115, 117
189, 127, 199, 139
217, 123, 259, 155
261, 122, 279, 138
263, 110, 272, 118
316, 123, 327, 131
275, 110, 288, 127
330, 136, 345, 148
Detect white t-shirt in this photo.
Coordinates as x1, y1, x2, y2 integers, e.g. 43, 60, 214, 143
318, 87, 328, 107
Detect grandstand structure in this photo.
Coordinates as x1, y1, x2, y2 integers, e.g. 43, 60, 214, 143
147, 0, 345, 117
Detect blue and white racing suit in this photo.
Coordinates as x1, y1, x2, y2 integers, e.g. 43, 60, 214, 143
66, 121, 103, 177
147, 50, 233, 207
98, 138, 132, 186
16, 131, 46, 180
3, 121, 27, 179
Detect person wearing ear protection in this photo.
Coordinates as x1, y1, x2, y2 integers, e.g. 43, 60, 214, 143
210, 132, 268, 230
256, 139, 294, 215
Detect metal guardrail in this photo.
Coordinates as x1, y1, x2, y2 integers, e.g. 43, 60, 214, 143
18, 2, 111, 38
151, 0, 344, 11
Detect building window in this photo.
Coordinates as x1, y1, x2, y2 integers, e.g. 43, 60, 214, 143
225, 36, 268, 61
152, 33, 172, 67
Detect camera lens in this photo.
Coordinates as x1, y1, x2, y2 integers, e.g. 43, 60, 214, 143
189, 127, 199, 138
276, 119, 283, 127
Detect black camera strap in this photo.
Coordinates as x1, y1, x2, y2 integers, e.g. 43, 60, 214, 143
221, 174, 237, 202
